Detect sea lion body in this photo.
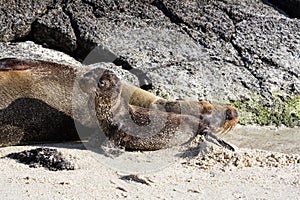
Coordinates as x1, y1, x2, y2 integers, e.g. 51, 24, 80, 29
0, 58, 238, 150
120, 82, 238, 134
0, 58, 95, 146
0, 58, 76, 114
81, 68, 238, 151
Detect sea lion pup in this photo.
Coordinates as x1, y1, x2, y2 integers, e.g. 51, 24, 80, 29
80, 68, 237, 151
121, 82, 238, 134
122, 82, 213, 115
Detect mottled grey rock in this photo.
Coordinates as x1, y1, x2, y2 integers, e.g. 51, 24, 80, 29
0, 41, 80, 66
0, 0, 56, 41
101, 27, 254, 102
0, 0, 299, 126
232, 16, 300, 96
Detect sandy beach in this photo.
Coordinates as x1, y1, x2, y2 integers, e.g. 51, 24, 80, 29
0, 125, 299, 200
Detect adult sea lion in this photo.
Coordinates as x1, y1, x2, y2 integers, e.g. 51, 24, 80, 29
0, 58, 238, 150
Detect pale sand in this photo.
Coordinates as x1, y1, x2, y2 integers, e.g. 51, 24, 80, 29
0, 125, 299, 200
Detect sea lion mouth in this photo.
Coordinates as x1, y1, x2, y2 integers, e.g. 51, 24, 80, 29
218, 116, 239, 135
218, 106, 239, 135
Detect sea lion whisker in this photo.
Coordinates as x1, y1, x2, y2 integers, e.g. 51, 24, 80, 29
221, 126, 231, 135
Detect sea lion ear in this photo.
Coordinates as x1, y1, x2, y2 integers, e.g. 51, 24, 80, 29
0, 58, 31, 71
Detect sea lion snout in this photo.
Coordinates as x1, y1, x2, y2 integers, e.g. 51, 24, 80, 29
200, 105, 239, 134
97, 70, 120, 90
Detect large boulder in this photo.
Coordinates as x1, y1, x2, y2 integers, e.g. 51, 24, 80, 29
0, 0, 299, 126
0, 0, 56, 41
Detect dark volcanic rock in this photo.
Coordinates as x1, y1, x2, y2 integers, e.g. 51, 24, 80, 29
0, 0, 56, 41
6, 148, 75, 171
63, 0, 176, 59
32, 6, 77, 52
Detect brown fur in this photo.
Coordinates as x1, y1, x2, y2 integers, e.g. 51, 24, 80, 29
0, 58, 238, 151
81, 68, 238, 151
0, 58, 77, 114
0, 58, 88, 146
119, 82, 238, 135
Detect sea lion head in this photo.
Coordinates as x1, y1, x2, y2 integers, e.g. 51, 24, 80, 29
201, 105, 239, 134
161, 100, 238, 135
79, 67, 122, 106
94, 69, 121, 103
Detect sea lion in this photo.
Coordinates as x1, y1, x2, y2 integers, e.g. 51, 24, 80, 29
122, 82, 214, 115
80, 68, 238, 151
0, 58, 93, 146
0, 58, 238, 150
121, 82, 238, 134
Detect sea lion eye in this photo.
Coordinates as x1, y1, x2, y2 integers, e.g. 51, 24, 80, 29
98, 78, 107, 88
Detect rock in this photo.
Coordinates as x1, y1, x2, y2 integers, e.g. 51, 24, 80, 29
32, 6, 77, 52
0, 0, 56, 41
63, 0, 176, 59
6, 148, 75, 171
0, 41, 80, 66
0, 0, 299, 126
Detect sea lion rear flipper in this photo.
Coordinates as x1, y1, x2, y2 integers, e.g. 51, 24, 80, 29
0, 58, 32, 71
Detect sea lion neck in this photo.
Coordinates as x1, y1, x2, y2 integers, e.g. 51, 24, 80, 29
93, 69, 122, 121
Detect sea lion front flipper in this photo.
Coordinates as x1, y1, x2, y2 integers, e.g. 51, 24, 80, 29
202, 129, 235, 151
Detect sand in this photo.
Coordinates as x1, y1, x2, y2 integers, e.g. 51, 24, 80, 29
0, 125, 299, 200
